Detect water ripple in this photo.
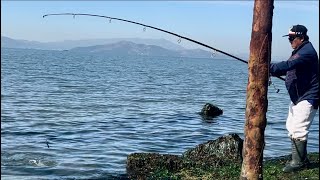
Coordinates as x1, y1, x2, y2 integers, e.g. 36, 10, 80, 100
1, 48, 318, 179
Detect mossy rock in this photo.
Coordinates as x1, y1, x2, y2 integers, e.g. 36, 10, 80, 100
182, 133, 243, 168
126, 153, 183, 179
126, 134, 243, 179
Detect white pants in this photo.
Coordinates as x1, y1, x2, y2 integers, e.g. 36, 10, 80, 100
286, 100, 318, 141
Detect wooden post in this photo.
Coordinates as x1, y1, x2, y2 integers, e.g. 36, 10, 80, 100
240, 0, 274, 179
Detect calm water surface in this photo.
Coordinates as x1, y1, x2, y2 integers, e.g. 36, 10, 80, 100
1, 48, 319, 179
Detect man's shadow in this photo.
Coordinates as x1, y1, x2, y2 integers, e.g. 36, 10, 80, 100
308, 161, 319, 170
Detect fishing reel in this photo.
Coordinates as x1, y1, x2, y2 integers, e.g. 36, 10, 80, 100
268, 77, 280, 93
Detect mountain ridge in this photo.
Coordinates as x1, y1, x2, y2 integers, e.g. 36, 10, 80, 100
1, 35, 238, 59
69, 40, 219, 58
1, 36, 185, 51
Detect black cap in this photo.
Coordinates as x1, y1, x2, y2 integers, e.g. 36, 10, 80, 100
282, 25, 308, 37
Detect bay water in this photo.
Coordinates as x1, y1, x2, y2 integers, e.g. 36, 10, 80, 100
1, 48, 319, 179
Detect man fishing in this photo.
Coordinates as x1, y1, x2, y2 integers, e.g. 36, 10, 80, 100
43, 14, 317, 173
269, 24, 319, 173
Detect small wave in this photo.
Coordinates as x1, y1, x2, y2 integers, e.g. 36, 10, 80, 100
29, 159, 46, 167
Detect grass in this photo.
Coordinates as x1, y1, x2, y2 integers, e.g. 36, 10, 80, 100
146, 152, 319, 180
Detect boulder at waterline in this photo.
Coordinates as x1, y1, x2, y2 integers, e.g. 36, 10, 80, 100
126, 153, 183, 179
183, 133, 243, 168
126, 134, 243, 179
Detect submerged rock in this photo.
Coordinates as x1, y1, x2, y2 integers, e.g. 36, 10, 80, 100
126, 134, 243, 179
199, 103, 223, 118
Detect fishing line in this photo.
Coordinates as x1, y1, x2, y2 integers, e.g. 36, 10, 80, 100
265, 33, 280, 93
42, 13, 285, 83
46, 139, 50, 148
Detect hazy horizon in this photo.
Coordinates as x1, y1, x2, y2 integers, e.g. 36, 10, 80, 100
0, 35, 295, 60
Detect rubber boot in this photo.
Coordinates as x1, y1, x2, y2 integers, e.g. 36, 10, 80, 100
283, 139, 310, 173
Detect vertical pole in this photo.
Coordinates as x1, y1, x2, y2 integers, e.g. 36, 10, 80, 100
240, 0, 274, 179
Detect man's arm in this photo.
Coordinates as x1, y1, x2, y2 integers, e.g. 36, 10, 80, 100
270, 52, 313, 77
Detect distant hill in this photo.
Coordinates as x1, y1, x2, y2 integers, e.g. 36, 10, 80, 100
1, 36, 47, 49
69, 40, 220, 58
1, 35, 233, 59
1, 36, 185, 51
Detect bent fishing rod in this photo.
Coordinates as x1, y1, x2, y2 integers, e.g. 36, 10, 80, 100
43, 13, 285, 82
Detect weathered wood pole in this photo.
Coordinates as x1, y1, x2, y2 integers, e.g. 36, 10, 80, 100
240, 0, 274, 179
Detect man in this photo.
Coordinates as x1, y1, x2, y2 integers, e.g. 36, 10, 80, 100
269, 24, 319, 173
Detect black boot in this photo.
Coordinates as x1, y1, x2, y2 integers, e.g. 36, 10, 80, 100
283, 139, 310, 173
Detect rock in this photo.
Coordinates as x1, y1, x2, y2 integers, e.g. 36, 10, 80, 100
183, 133, 243, 168
199, 103, 223, 118
126, 134, 243, 178
126, 153, 183, 179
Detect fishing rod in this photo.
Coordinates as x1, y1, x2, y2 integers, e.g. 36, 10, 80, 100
42, 13, 285, 82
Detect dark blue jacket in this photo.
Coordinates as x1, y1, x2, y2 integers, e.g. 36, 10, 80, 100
270, 41, 319, 108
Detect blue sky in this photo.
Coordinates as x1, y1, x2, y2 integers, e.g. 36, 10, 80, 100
1, 1, 319, 59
